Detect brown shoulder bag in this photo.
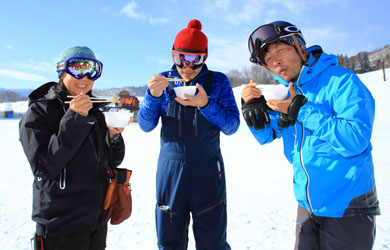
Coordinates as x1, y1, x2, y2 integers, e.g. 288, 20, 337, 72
104, 168, 133, 225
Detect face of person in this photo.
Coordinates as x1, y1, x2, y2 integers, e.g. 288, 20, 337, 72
264, 42, 303, 82
175, 65, 203, 82
60, 72, 94, 96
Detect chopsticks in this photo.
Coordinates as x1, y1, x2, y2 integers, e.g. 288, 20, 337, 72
165, 77, 186, 82
65, 96, 120, 104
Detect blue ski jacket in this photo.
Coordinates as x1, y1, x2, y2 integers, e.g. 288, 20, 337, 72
249, 46, 380, 217
138, 64, 239, 136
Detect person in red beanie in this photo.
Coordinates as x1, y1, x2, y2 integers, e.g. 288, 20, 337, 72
138, 19, 239, 249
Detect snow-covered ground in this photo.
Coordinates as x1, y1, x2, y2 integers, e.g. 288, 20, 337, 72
1, 69, 389, 249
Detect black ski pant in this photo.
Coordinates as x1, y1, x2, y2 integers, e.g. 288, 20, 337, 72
295, 205, 376, 250
35, 223, 107, 250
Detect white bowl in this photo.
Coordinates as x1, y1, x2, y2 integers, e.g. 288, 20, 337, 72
258, 84, 288, 101
103, 110, 131, 128
173, 86, 196, 100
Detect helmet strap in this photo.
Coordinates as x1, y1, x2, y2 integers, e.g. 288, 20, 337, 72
291, 34, 307, 63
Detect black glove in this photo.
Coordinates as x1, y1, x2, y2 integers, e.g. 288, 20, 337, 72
287, 95, 307, 122
241, 96, 270, 130
278, 113, 294, 128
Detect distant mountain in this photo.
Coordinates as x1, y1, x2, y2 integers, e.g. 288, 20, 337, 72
367, 45, 390, 63
0, 85, 147, 102
0, 88, 30, 102
9, 89, 33, 97
0, 88, 33, 97
93, 85, 148, 97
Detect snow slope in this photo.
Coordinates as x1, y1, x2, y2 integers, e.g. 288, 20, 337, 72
0, 69, 389, 249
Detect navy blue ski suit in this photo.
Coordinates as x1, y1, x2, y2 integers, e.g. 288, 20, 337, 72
138, 65, 239, 249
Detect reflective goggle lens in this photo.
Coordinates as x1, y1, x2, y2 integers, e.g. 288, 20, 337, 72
67, 59, 102, 80
248, 25, 279, 55
57, 58, 103, 80
172, 51, 206, 69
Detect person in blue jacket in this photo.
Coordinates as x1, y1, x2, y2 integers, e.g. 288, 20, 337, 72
138, 19, 239, 250
241, 21, 380, 250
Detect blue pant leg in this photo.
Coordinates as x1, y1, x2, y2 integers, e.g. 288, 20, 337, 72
156, 204, 190, 250
192, 199, 231, 250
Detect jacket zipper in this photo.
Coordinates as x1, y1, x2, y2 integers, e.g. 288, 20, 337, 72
178, 105, 182, 137
193, 108, 198, 137
298, 124, 313, 214
294, 66, 314, 215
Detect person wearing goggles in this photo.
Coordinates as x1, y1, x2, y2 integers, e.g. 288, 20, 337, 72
20, 46, 125, 250
241, 21, 380, 250
138, 19, 239, 250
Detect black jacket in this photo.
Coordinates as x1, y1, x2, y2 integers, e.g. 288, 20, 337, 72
19, 82, 125, 236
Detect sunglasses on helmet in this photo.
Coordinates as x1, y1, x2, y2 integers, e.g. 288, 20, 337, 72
248, 23, 303, 65
172, 50, 207, 69
56, 58, 103, 81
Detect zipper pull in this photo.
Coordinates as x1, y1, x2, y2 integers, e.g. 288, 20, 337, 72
193, 109, 198, 137
217, 161, 222, 181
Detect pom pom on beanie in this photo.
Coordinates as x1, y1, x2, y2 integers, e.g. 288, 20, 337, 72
173, 19, 208, 52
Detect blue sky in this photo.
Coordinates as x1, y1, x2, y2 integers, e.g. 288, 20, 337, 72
0, 0, 389, 90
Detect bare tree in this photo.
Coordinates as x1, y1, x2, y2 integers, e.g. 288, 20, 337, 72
0, 91, 27, 102
226, 69, 244, 88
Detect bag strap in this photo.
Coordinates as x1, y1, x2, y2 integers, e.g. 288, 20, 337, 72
115, 168, 132, 185
203, 70, 213, 96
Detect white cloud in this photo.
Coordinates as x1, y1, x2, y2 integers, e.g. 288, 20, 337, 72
6, 44, 13, 50
0, 69, 47, 82
215, 0, 231, 9
206, 0, 305, 26
205, 0, 263, 25
12, 61, 54, 73
148, 17, 169, 26
206, 33, 252, 72
148, 56, 171, 69
121, 1, 169, 25
121, 1, 146, 20
304, 27, 347, 46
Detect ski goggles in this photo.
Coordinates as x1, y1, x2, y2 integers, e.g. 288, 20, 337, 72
56, 58, 103, 80
172, 50, 207, 69
248, 24, 302, 65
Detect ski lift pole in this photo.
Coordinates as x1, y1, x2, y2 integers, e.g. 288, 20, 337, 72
382, 59, 386, 82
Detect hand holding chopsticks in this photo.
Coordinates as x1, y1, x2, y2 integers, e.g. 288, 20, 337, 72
65, 95, 120, 104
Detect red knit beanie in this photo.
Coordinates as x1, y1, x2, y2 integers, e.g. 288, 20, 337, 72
173, 19, 208, 52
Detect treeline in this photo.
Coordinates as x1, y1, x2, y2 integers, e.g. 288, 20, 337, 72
93, 85, 148, 97
337, 52, 390, 73
226, 65, 278, 88
337, 45, 390, 73
0, 91, 28, 102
